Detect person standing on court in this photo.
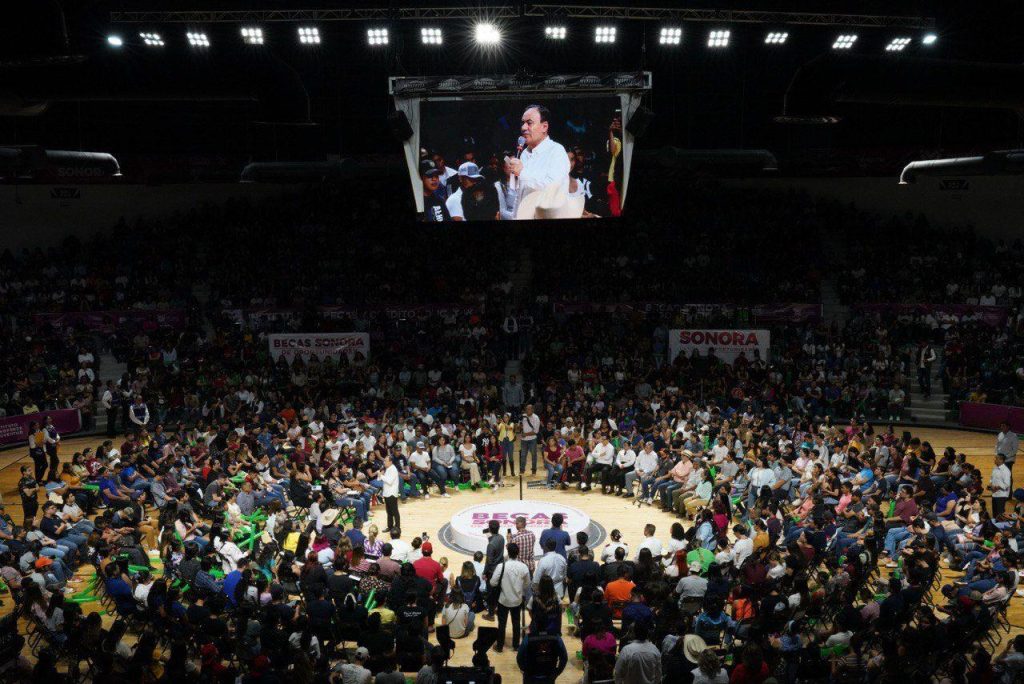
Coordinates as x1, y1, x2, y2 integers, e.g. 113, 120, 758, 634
509, 515, 538, 577
101, 380, 118, 437
483, 520, 505, 621
990, 453, 1012, 517
488, 541, 530, 653
996, 420, 1019, 479
520, 404, 542, 475
381, 454, 401, 533
539, 513, 571, 559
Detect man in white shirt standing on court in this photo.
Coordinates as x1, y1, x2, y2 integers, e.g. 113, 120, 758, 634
506, 104, 570, 219
519, 404, 541, 475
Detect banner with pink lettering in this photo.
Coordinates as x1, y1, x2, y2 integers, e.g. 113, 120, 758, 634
0, 409, 82, 447
669, 329, 771, 364
268, 333, 371, 364
224, 304, 481, 328
853, 303, 1008, 327
551, 301, 819, 323
33, 309, 188, 332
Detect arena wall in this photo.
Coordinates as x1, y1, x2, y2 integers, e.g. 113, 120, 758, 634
0, 183, 289, 249
724, 175, 1024, 240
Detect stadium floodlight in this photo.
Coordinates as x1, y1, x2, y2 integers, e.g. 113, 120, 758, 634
922, 33, 938, 46
139, 32, 164, 47
659, 27, 682, 46
475, 23, 500, 45
707, 30, 730, 48
107, 35, 123, 48
544, 26, 567, 40
595, 26, 616, 44
833, 34, 858, 49
421, 27, 443, 45
885, 37, 912, 52
298, 27, 320, 45
186, 31, 210, 48
367, 28, 389, 46
241, 27, 264, 45
765, 31, 788, 45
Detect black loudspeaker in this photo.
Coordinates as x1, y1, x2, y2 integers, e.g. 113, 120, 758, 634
625, 106, 655, 139
387, 110, 413, 141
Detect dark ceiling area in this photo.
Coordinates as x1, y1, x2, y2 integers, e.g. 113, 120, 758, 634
2, 1, 1022, 168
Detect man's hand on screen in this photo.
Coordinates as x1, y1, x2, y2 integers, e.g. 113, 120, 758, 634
506, 157, 524, 176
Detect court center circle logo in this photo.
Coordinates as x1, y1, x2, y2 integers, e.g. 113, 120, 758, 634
436, 499, 607, 556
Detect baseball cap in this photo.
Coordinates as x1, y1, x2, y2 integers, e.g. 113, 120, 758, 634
419, 159, 441, 177
354, 647, 370, 660
457, 161, 484, 179
421, 542, 433, 553
688, 561, 703, 574
35, 557, 54, 569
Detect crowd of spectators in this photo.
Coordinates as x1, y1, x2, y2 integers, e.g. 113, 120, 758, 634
5, 365, 1024, 682
834, 215, 1024, 308
3, 183, 1024, 682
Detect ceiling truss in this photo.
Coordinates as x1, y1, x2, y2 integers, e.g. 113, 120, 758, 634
111, 5, 935, 30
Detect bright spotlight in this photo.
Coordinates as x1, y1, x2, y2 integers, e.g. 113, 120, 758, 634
187, 32, 210, 48
475, 23, 501, 45
885, 37, 912, 52
421, 27, 443, 45
707, 30, 730, 48
241, 27, 264, 45
139, 32, 164, 47
595, 26, 616, 44
765, 31, 788, 45
545, 26, 567, 40
298, 27, 321, 45
833, 34, 857, 49
107, 35, 123, 48
922, 33, 938, 45
659, 27, 682, 46
367, 28, 389, 46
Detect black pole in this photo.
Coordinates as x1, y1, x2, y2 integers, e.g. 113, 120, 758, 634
519, 468, 523, 501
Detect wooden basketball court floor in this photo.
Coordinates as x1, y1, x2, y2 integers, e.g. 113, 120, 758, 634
0, 427, 1021, 678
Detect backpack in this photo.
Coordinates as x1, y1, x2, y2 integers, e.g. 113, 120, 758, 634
523, 634, 562, 676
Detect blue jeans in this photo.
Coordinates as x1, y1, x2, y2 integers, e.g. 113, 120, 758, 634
253, 492, 279, 509
657, 481, 682, 507
519, 440, 538, 472
544, 463, 564, 486
640, 477, 658, 499
410, 470, 433, 494
336, 496, 368, 522
783, 525, 808, 547
957, 578, 996, 596
432, 465, 458, 494
883, 526, 912, 556
39, 546, 70, 562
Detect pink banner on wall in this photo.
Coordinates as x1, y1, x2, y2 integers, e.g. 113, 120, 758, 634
551, 302, 820, 323
0, 409, 83, 447
959, 402, 1024, 433
33, 309, 188, 332
854, 303, 1008, 327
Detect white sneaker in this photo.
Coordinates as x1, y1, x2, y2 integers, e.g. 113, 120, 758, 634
442, 493, 451, 498
424, 493, 431, 499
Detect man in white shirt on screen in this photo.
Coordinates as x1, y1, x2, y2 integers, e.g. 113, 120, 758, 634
507, 104, 570, 219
